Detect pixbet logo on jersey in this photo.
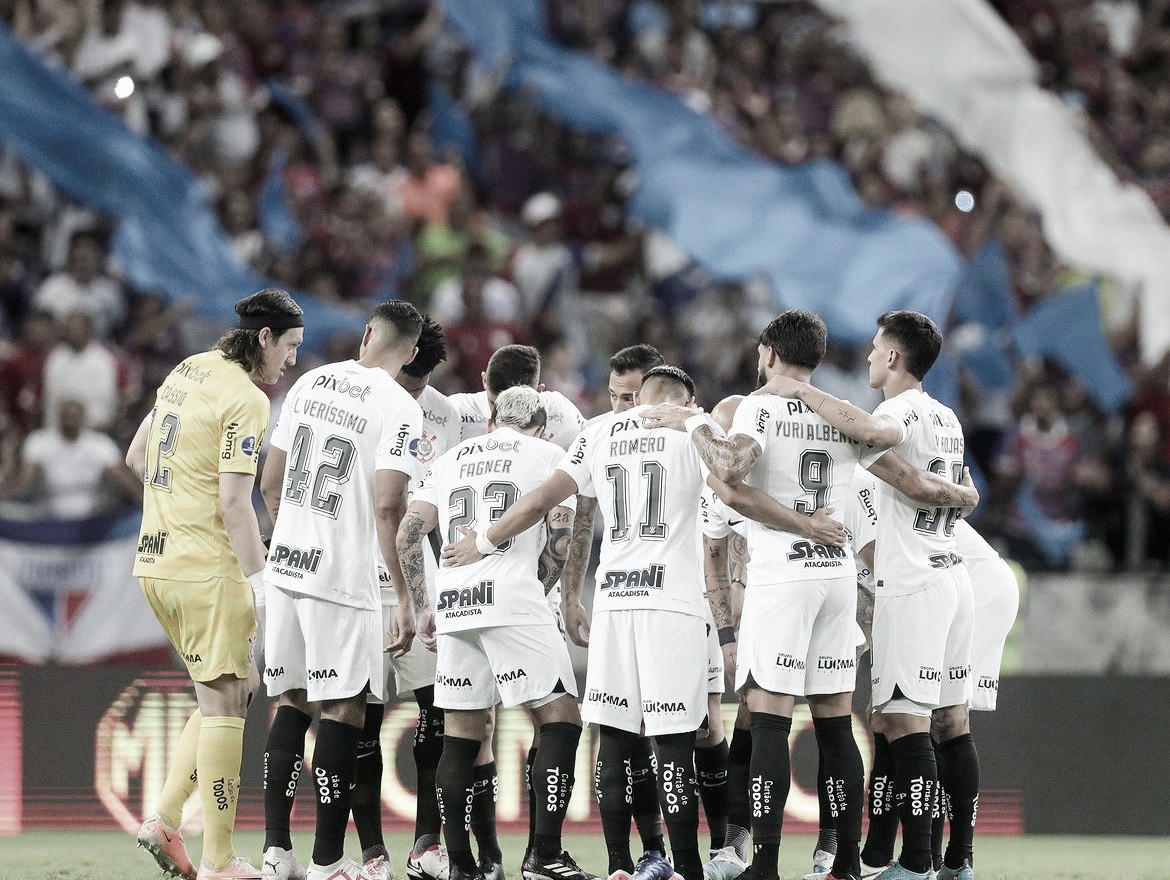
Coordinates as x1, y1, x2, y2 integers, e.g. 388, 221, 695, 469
270, 544, 323, 577
311, 373, 371, 401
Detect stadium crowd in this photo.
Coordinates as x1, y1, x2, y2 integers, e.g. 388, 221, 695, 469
0, 0, 1168, 571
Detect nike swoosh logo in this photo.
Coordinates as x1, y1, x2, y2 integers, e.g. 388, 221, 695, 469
728, 520, 743, 527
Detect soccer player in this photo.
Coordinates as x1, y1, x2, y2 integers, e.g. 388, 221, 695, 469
448, 343, 586, 450
562, 344, 668, 877
258, 301, 425, 880
644, 311, 870, 880
444, 365, 717, 880
448, 341, 587, 868
756, 311, 978, 880
379, 316, 461, 880
129, 288, 304, 880
928, 520, 1017, 880
398, 386, 591, 880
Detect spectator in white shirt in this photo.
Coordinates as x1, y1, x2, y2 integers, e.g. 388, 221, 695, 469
32, 230, 125, 340
2, 398, 140, 518
42, 310, 132, 433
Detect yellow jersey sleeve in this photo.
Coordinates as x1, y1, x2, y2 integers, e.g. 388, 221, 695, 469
218, 379, 269, 475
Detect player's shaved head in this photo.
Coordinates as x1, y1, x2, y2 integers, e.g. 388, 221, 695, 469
485, 344, 541, 396
369, 300, 424, 348
711, 394, 744, 434
639, 365, 695, 406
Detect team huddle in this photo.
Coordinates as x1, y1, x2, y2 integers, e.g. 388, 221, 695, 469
128, 290, 1018, 880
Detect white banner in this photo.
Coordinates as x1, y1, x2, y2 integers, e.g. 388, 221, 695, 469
817, 0, 1170, 363
0, 513, 169, 663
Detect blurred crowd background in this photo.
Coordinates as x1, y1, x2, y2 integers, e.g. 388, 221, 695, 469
1, 0, 1169, 574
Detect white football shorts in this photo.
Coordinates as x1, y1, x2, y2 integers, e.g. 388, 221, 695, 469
434, 621, 577, 711
582, 609, 708, 737
264, 586, 384, 703
735, 575, 859, 696
370, 600, 438, 703
871, 564, 974, 711
969, 556, 1019, 711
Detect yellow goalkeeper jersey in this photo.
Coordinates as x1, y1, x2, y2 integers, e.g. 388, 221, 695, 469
133, 350, 269, 582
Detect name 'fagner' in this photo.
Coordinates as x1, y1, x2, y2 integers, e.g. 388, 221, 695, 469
459, 459, 513, 479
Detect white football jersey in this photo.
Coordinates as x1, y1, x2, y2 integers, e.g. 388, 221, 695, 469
699, 486, 736, 541
558, 404, 707, 618
843, 466, 879, 595
449, 389, 586, 451
415, 427, 571, 632
860, 388, 967, 596
267, 360, 422, 609
730, 394, 860, 585
380, 383, 462, 605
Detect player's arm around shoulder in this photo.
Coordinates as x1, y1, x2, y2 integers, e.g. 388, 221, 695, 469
707, 472, 846, 546
642, 402, 760, 485
441, 468, 580, 567
867, 450, 979, 513
757, 375, 904, 449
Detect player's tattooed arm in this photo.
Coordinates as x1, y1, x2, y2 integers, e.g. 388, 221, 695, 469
561, 495, 596, 646
869, 451, 979, 513
562, 495, 597, 603
728, 532, 748, 629
397, 503, 438, 612
692, 427, 762, 485
756, 376, 902, 449
702, 535, 735, 632
709, 473, 847, 546
538, 505, 575, 594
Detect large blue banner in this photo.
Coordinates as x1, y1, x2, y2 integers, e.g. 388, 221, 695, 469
0, 25, 363, 350
441, 0, 964, 343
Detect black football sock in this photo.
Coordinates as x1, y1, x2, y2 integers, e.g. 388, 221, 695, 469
532, 722, 582, 860
413, 689, 445, 846
351, 704, 385, 857
814, 748, 838, 858
653, 731, 702, 880
891, 732, 938, 875
470, 761, 502, 864
861, 733, 898, 868
813, 714, 863, 879
263, 705, 312, 852
630, 736, 665, 855
747, 713, 791, 880
724, 724, 752, 859
596, 725, 638, 874
310, 719, 361, 867
694, 739, 730, 852
931, 785, 946, 873
525, 744, 539, 851
436, 735, 480, 873
937, 733, 979, 869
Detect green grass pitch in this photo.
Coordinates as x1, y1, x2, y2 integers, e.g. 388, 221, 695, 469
1, 831, 1168, 880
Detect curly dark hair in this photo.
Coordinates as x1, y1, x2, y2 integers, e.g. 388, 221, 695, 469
401, 316, 447, 378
